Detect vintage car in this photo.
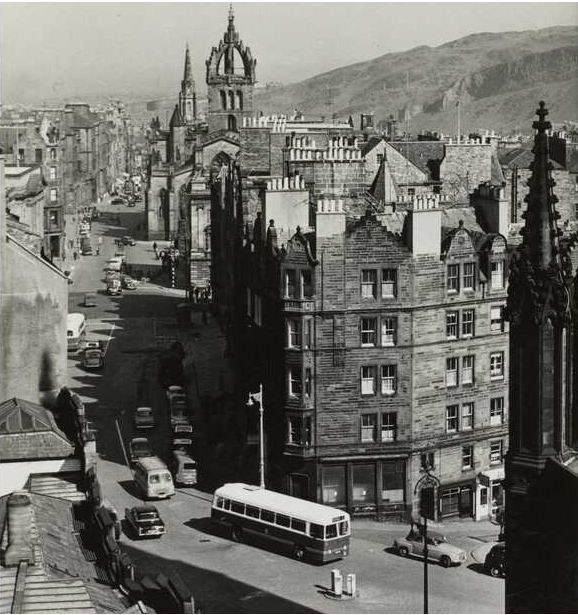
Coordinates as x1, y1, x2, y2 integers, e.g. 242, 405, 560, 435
106, 278, 122, 296
484, 543, 505, 577
83, 348, 104, 370
128, 437, 153, 463
134, 406, 155, 429
122, 235, 137, 246
394, 528, 467, 567
124, 506, 165, 539
122, 276, 138, 290
83, 293, 97, 307
170, 450, 197, 487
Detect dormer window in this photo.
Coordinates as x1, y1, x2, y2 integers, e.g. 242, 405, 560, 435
463, 262, 476, 290
447, 264, 460, 293
285, 270, 297, 298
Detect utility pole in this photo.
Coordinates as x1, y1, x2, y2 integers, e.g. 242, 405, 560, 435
456, 100, 461, 144
258, 382, 265, 489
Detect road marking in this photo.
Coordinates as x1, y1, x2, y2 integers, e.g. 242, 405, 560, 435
104, 322, 116, 355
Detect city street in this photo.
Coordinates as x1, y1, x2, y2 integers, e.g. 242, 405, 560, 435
64, 198, 504, 614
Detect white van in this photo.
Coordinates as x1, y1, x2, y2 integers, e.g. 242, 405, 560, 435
134, 456, 175, 500
67, 313, 87, 352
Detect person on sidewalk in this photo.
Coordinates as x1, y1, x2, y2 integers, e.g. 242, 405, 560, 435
73, 251, 78, 261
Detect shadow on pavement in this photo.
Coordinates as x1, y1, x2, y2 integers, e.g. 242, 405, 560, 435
118, 479, 142, 499
121, 543, 320, 614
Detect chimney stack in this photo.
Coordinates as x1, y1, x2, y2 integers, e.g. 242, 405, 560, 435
315, 198, 346, 238
406, 194, 442, 257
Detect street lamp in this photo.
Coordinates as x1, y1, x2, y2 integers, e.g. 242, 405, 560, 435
414, 467, 440, 615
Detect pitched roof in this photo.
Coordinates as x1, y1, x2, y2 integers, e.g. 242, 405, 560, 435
499, 146, 564, 170
361, 136, 383, 156
0, 493, 129, 613
490, 153, 506, 185
388, 141, 445, 176
0, 398, 74, 460
169, 105, 184, 128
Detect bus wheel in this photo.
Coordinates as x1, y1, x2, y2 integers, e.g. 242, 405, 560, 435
231, 526, 243, 542
293, 544, 305, 560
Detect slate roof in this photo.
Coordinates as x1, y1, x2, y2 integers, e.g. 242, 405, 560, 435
499, 147, 564, 170
361, 136, 383, 157
0, 398, 74, 461
0, 493, 129, 613
388, 141, 445, 176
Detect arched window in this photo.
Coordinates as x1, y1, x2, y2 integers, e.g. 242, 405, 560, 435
236, 91, 243, 110
220, 90, 227, 110
228, 91, 235, 110
228, 115, 237, 132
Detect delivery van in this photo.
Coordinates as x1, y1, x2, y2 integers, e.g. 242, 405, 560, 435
67, 313, 86, 352
134, 456, 175, 500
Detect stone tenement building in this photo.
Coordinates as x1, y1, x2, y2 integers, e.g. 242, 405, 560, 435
505, 102, 578, 614
227, 182, 510, 520
0, 102, 130, 258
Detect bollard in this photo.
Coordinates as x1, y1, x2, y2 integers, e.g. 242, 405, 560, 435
345, 573, 356, 596
331, 569, 343, 597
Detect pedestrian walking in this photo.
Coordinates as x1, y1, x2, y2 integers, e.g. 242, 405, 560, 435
73, 251, 78, 261
153, 241, 157, 252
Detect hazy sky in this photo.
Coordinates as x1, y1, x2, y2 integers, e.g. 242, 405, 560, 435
1, 2, 577, 103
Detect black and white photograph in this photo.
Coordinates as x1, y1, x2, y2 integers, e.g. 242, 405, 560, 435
0, 1, 577, 612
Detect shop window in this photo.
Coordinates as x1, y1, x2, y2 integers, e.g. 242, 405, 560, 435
361, 317, 377, 347
490, 397, 504, 425
361, 269, 377, 299
490, 352, 504, 380
461, 403, 474, 430
381, 269, 397, 298
361, 366, 376, 395
381, 412, 397, 442
490, 440, 503, 465
446, 405, 459, 433
382, 460, 405, 503
446, 311, 459, 338
441, 488, 460, 516
463, 262, 476, 290
360, 414, 377, 443
285, 269, 297, 298
301, 269, 313, 298
490, 306, 504, 332
462, 309, 475, 337
322, 466, 346, 506
381, 317, 397, 346
446, 357, 458, 387
352, 464, 376, 505
462, 355, 474, 384
381, 365, 397, 395
447, 263, 460, 293
462, 445, 474, 470
491, 260, 504, 289
287, 318, 302, 348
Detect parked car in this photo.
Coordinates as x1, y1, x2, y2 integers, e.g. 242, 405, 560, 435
170, 450, 197, 486
484, 543, 505, 577
100, 499, 121, 540
394, 528, 467, 567
134, 406, 155, 429
122, 235, 136, 246
83, 293, 97, 307
80, 339, 103, 352
111, 196, 126, 205
173, 420, 194, 436
128, 437, 153, 463
124, 506, 165, 539
122, 276, 138, 290
106, 278, 122, 296
83, 348, 104, 370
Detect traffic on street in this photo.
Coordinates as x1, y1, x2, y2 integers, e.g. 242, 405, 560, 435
65, 194, 504, 614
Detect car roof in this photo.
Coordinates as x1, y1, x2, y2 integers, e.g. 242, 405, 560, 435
132, 505, 158, 514
136, 406, 152, 411
130, 437, 150, 444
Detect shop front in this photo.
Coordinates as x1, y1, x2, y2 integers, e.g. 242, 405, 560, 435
439, 480, 475, 518
318, 457, 408, 519
475, 467, 505, 520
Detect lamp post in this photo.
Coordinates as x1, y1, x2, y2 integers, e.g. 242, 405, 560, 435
414, 468, 440, 615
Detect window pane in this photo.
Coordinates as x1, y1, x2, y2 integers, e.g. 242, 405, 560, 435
491, 261, 504, 289
446, 357, 458, 387
462, 309, 475, 336
381, 365, 396, 395
361, 270, 377, 298
462, 355, 474, 384
286, 270, 297, 298
322, 466, 346, 506
381, 412, 397, 442
301, 270, 313, 298
326, 524, 338, 539
361, 366, 375, 395
276, 514, 290, 528
446, 311, 458, 338
448, 264, 460, 291
261, 509, 275, 523
463, 262, 475, 289
381, 317, 396, 345
291, 518, 306, 533
462, 403, 474, 430
231, 501, 245, 515
382, 269, 397, 298
382, 460, 405, 502
446, 405, 459, 432
310, 523, 324, 539
361, 414, 376, 442
361, 317, 377, 346
352, 464, 376, 505
246, 506, 260, 519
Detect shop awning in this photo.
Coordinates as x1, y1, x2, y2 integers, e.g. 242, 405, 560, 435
478, 467, 505, 487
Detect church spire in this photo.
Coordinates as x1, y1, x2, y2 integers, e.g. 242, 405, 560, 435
521, 101, 562, 271
183, 43, 193, 85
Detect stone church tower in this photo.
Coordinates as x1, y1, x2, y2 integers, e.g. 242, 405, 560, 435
505, 101, 578, 613
205, 6, 256, 133
179, 44, 197, 124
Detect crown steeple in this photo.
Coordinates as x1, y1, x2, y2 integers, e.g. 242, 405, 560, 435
178, 43, 197, 124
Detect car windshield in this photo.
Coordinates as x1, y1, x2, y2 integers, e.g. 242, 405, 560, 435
138, 409, 152, 417
183, 462, 196, 470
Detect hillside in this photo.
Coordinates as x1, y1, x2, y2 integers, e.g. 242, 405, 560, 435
254, 26, 578, 133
